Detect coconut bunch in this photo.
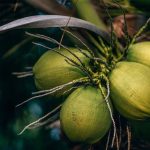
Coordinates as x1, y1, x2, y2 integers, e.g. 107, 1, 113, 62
26, 26, 150, 145
32, 45, 113, 144
0, 0, 150, 148
26, 5, 150, 144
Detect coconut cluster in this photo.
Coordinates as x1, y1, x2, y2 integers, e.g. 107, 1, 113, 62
32, 41, 150, 144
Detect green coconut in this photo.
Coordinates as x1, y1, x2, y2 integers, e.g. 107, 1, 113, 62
33, 48, 90, 96
109, 61, 150, 120
60, 86, 112, 144
127, 42, 150, 67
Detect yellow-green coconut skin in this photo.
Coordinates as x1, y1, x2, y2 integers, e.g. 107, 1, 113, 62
109, 61, 150, 120
33, 48, 90, 94
127, 42, 150, 67
60, 86, 111, 144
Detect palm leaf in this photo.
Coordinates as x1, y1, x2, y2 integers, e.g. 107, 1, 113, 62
0, 15, 110, 42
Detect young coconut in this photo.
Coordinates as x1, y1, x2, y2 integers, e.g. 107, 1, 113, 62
60, 86, 112, 144
127, 41, 150, 67
33, 48, 91, 97
109, 61, 150, 120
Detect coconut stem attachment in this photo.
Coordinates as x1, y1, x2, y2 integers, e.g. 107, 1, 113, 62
101, 0, 123, 62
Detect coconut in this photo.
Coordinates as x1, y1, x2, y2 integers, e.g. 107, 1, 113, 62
127, 42, 150, 67
109, 61, 150, 120
60, 86, 112, 144
33, 48, 91, 97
